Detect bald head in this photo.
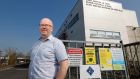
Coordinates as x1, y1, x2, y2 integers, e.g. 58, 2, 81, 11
40, 18, 53, 27
39, 17, 53, 38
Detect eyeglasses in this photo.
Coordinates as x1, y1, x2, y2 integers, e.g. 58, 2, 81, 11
39, 24, 52, 27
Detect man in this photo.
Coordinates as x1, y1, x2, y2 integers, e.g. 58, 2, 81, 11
29, 18, 69, 79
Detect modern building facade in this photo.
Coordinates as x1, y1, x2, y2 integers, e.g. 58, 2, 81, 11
56, 0, 139, 44
56, 0, 140, 78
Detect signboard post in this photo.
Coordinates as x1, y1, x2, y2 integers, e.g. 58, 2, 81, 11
99, 48, 113, 71
67, 48, 83, 67
85, 47, 96, 65
110, 48, 125, 70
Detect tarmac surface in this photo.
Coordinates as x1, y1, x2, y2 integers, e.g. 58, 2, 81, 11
0, 63, 28, 79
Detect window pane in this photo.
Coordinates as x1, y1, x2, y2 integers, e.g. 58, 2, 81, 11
90, 30, 98, 38
98, 31, 105, 38
113, 32, 120, 39
106, 32, 113, 38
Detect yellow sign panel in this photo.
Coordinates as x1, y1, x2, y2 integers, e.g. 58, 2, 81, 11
85, 47, 96, 64
99, 48, 113, 70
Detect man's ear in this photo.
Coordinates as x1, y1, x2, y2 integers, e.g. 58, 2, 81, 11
51, 27, 53, 32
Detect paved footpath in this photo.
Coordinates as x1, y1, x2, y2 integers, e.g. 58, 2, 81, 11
0, 64, 28, 79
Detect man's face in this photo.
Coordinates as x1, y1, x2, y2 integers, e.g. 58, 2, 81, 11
39, 19, 53, 38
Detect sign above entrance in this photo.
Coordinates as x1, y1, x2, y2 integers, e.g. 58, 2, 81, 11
85, 0, 123, 12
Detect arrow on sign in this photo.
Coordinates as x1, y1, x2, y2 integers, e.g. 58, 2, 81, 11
87, 66, 94, 76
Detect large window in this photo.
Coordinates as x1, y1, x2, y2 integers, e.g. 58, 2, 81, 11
90, 30, 121, 39
67, 13, 79, 29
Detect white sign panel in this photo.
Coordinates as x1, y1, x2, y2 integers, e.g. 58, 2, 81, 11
80, 65, 101, 79
67, 48, 83, 67
110, 48, 125, 70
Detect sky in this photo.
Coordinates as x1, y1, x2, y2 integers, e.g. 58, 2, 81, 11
0, 0, 140, 53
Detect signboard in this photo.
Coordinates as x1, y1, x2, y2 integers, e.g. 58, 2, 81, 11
80, 65, 101, 79
99, 48, 113, 71
110, 48, 125, 70
85, 47, 96, 64
67, 48, 83, 67
85, 0, 123, 12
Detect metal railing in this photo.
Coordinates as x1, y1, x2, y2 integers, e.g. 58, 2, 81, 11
62, 40, 129, 79
124, 42, 140, 79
